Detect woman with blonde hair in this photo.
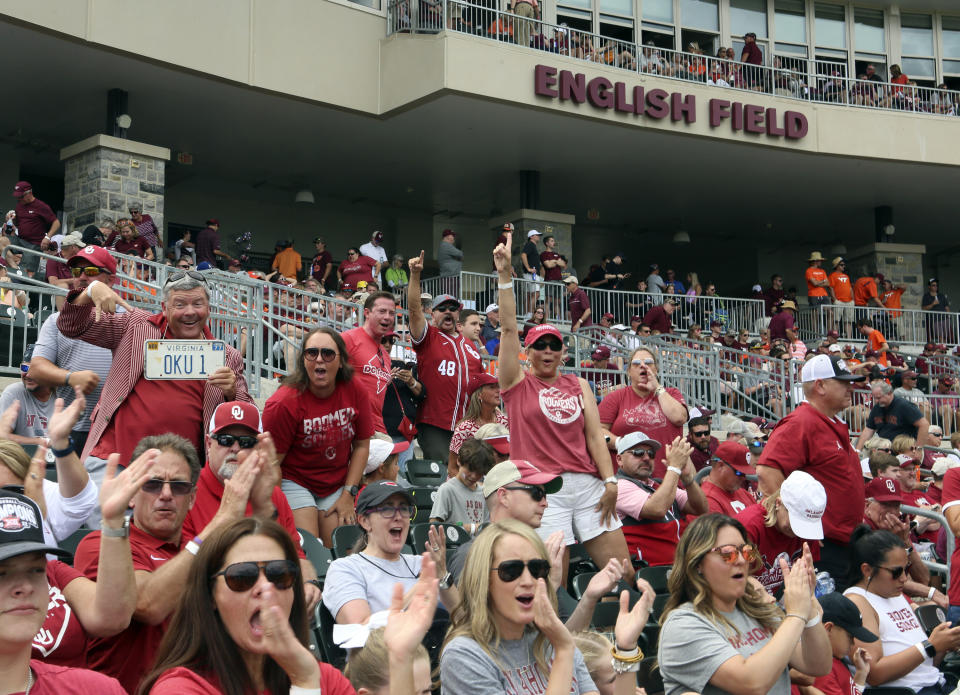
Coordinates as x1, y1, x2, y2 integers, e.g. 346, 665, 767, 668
447, 372, 508, 477
440, 519, 599, 694
892, 434, 922, 465
658, 513, 831, 695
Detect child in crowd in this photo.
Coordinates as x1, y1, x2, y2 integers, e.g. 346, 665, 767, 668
363, 435, 410, 485
344, 627, 433, 695
473, 422, 510, 463
803, 593, 874, 695
430, 438, 493, 533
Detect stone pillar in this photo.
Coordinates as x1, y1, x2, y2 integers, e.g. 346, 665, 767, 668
494, 208, 577, 272
845, 242, 926, 308
59, 135, 171, 239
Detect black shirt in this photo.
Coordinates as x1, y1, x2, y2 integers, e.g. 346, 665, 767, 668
520, 240, 539, 274
867, 396, 923, 440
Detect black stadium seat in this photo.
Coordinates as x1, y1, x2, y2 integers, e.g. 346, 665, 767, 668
405, 459, 446, 487
331, 524, 364, 559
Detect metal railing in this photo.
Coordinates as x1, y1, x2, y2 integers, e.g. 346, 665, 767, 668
387, 0, 960, 120
796, 303, 960, 348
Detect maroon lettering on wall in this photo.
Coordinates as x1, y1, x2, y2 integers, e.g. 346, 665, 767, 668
732, 102, 744, 131
646, 89, 670, 119
785, 111, 809, 139
588, 77, 615, 109
534, 64, 559, 97
614, 82, 635, 113
765, 108, 786, 136
559, 70, 586, 102
671, 92, 696, 123
744, 104, 765, 133
709, 99, 731, 127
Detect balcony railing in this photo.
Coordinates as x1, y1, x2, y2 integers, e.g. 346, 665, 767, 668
386, 0, 960, 120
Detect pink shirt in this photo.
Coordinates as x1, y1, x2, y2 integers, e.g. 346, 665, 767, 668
598, 386, 686, 477
502, 372, 598, 477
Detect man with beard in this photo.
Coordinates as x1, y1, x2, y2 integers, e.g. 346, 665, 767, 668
686, 414, 718, 470
179, 401, 320, 606
407, 251, 483, 460
342, 291, 396, 433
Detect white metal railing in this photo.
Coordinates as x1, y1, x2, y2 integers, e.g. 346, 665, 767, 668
795, 303, 960, 348
386, 0, 960, 120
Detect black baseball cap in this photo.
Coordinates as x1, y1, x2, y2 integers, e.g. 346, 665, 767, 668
818, 593, 878, 642
355, 481, 414, 516
0, 491, 69, 562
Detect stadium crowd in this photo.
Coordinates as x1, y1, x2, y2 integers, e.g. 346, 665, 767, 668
3, 194, 960, 695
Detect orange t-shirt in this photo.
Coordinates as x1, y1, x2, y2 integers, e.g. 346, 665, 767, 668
806, 267, 828, 297
868, 329, 888, 366
853, 277, 878, 306
882, 287, 905, 317
829, 271, 853, 303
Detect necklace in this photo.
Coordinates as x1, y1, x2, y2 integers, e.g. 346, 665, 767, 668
24, 666, 33, 695
357, 552, 419, 579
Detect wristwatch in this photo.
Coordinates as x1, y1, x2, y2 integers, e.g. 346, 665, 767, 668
101, 516, 130, 538
346, 485, 359, 497
305, 578, 322, 589
439, 571, 453, 590
922, 639, 936, 658
603, 476, 618, 487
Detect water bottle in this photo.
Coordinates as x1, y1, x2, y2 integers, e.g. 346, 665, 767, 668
814, 571, 835, 597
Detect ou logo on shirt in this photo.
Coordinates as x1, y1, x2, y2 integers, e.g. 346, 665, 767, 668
538, 387, 581, 425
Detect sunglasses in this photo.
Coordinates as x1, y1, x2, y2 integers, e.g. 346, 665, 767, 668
19, 364, 29, 374
503, 485, 547, 501
212, 433, 258, 449
709, 543, 759, 565
71, 266, 104, 277
165, 269, 208, 286
491, 558, 551, 583
714, 459, 745, 477
176, 264, 191, 269
303, 346, 337, 362
368, 504, 416, 519
434, 303, 459, 313
875, 562, 910, 580
631, 358, 655, 366
530, 338, 563, 352
212, 560, 300, 592
690, 430, 711, 437
627, 448, 655, 458
141, 478, 194, 496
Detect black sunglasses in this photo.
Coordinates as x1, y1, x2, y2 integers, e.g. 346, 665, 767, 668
503, 485, 547, 501
530, 338, 563, 352
714, 459, 744, 477
690, 430, 711, 437
165, 269, 208, 285
303, 347, 337, 362
212, 560, 300, 592
875, 562, 910, 580
141, 478, 194, 496
212, 433, 258, 449
71, 266, 104, 277
434, 303, 459, 313
491, 558, 551, 583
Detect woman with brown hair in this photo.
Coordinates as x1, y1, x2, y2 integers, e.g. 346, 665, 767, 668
263, 326, 373, 545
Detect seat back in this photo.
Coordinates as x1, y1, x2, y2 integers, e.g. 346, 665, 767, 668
635, 565, 671, 594
409, 522, 472, 553
405, 459, 446, 487
314, 602, 347, 671
638, 656, 663, 695
407, 486, 440, 522
297, 527, 333, 584
58, 528, 93, 567
331, 524, 364, 559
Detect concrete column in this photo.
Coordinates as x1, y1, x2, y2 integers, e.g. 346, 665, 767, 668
59, 135, 171, 238
845, 242, 926, 308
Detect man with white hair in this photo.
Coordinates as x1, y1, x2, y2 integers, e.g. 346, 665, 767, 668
758, 353, 865, 580
45, 231, 85, 293
359, 230, 388, 285
481, 303, 500, 344
855, 380, 930, 450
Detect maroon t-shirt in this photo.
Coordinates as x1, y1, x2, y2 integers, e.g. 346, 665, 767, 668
311, 250, 333, 282
641, 305, 672, 333
32, 561, 88, 667
45, 257, 74, 281
568, 287, 591, 327
540, 250, 563, 282
114, 236, 151, 257
688, 434, 719, 471
339, 255, 377, 290
195, 226, 220, 264
768, 311, 795, 341
14, 197, 57, 244
742, 42, 763, 65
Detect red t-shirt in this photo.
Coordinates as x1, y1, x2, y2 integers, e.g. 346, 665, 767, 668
739, 503, 819, 595
412, 325, 483, 432
32, 561, 87, 668
181, 465, 306, 559
46, 257, 74, 281
903, 488, 939, 544
813, 657, 860, 695
502, 372, 598, 478
854, 277, 878, 306
598, 386, 686, 478
339, 255, 377, 290
74, 525, 181, 695
758, 403, 864, 544
944, 469, 960, 604
806, 267, 828, 297
701, 479, 757, 516
91, 376, 204, 466
263, 382, 374, 496
829, 271, 853, 303
14, 197, 57, 244
641, 305, 672, 333
539, 250, 563, 282
342, 326, 392, 433
149, 663, 356, 695
23, 659, 127, 695
568, 288, 592, 327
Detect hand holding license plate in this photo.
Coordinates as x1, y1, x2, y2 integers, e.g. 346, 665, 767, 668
144, 340, 225, 380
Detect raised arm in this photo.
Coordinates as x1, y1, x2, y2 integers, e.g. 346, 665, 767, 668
407, 251, 427, 342
495, 233, 524, 390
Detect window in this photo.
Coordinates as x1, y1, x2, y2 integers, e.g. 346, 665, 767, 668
730, 0, 767, 38
680, 0, 718, 32
815, 3, 845, 48
901, 13, 933, 56
941, 16, 960, 63
775, 0, 806, 44
854, 8, 884, 53
642, 0, 673, 23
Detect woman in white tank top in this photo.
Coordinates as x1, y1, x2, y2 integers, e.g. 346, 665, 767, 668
844, 527, 960, 694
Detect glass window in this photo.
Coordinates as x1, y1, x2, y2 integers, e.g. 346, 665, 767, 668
815, 3, 845, 48
900, 13, 933, 56
901, 57, 935, 78
599, 0, 632, 18
681, 0, 718, 31
942, 16, 960, 58
775, 0, 806, 43
643, 0, 673, 23
730, 0, 767, 38
775, 42, 807, 56
944, 59, 960, 74
854, 8, 884, 53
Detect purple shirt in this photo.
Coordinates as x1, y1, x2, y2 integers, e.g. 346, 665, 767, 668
768, 311, 795, 341
742, 42, 763, 66
568, 287, 592, 327
14, 197, 57, 244
195, 227, 220, 264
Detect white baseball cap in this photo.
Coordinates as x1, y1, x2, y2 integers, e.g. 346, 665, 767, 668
616, 431, 661, 455
527, 230, 542, 238
485, 303, 499, 313
932, 456, 960, 477
828, 344, 842, 354
779, 471, 826, 540
800, 354, 865, 383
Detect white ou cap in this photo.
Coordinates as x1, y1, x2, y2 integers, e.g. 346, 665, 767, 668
485, 303, 499, 313
932, 456, 960, 477
616, 431, 661, 455
828, 344, 842, 353
364, 438, 411, 474
779, 470, 826, 540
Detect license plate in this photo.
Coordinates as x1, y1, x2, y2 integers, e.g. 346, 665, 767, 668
144, 340, 225, 380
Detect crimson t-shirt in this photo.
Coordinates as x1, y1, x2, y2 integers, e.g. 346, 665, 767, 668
32, 561, 87, 668
598, 386, 686, 478
412, 325, 482, 432
14, 197, 57, 244
45, 257, 73, 281
739, 503, 819, 595
943, 469, 960, 605
339, 256, 377, 290
23, 660, 127, 695
813, 657, 860, 695
264, 381, 374, 496
342, 326, 392, 433
758, 402, 864, 544
539, 250, 563, 281
114, 237, 151, 257
149, 663, 356, 695
701, 479, 757, 517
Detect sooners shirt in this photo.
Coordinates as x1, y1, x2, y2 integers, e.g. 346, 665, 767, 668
339, 255, 377, 290
412, 325, 482, 431
701, 479, 757, 517
902, 488, 938, 543
342, 326, 392, 433
25, 660, 127, 695
149, 663, 356, 695
32, 561, 87, 668
943, 468, 960, 605
813, 658, 861, 695
758, 403, 864, 544
263, 381, 374, 496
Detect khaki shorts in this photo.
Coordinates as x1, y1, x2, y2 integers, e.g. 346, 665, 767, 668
835, 300, 855, 323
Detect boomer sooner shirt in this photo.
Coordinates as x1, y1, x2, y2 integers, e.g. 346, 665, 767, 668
342, 326, 392, 433
412, 325, 482, 431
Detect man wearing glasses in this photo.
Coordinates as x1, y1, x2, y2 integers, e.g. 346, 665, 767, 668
614, 431, 707, 566
686, 414, 718, 471
0, 344, 55, 446
700, 440, 758, 516
57, 259, 251, 495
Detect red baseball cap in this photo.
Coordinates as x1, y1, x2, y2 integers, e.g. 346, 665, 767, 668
208, 401, 263, 434
591, 345, 611, 360
713, 441, 755, 475
68, 245, 117, 275
12, 181, 31, 198
442, 228, 456, 238
483, 433, 510, 455
865, 476, 901, 503
467, 372, 498, 397
524, 324, 564, 348
601, 312, 615, 321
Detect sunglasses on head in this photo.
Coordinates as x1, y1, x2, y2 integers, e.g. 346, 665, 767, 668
530, 338, 562, 352
71, 266, 104, 277
709, 543, 759, 565
165, 269, 208, 286
875, 562, 910, 580
141, 478, 194, 496
212, 559, 300, 592
303, 347, 337, 362
503, 485, 547, 501
212, 433, 258, 449
491, 558, 551, 583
